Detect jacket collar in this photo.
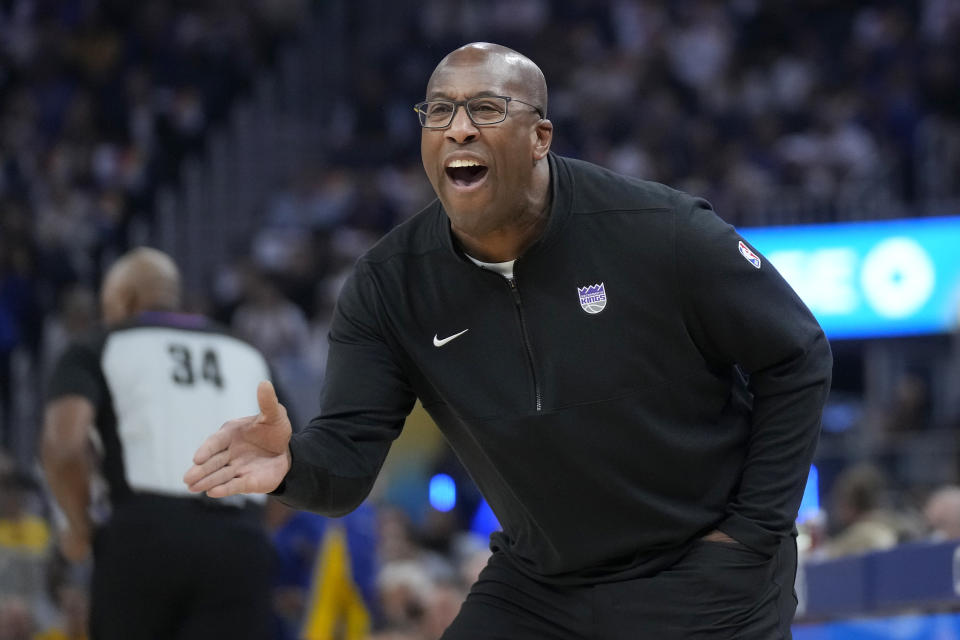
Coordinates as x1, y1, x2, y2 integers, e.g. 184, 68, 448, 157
436, 152, 574, 262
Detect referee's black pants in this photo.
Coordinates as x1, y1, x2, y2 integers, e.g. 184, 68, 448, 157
442, 535, 798, 639
89, 496, 272, 640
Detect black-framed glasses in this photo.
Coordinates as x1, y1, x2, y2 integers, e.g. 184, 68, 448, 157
414, 96, 544, 129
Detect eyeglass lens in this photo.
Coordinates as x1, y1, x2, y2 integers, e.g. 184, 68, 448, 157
419, 97, 508, 127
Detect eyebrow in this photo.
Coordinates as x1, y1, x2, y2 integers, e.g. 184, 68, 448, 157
425, 90, 502, 100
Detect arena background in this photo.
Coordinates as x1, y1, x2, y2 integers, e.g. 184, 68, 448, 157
1, 0, 959, 637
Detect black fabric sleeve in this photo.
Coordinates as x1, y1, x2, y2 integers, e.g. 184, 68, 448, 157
676, 198, 833, 556
271, 263, 416, 516
46, 340, 107, 407
268, 368, 297, 432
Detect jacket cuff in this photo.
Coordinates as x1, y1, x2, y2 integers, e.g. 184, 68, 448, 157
267, 443, 307, 504
717, 512, 783, 558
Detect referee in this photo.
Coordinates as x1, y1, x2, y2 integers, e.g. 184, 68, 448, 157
42, 247, 274, 639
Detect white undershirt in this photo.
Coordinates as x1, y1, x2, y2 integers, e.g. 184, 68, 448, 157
466, 254, 515, 280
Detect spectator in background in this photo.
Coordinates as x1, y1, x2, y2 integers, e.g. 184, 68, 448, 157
40, 286, 97, 382
231, 270, 311, 363
42, 248, 275, 639
40, 555, 91, 640
267, 498, 378, 640
370, 558, 469, 640
0, 244, 41, 454
374, 560, 432, 638
0, 466, 57, 632
374, 506, 458, 593
0, 282, 19, 452
230, 270, 315, 423
376, 507, 420, 566
0, 597, 36, 640
821, 463, 919, 558
923, 485, 960, 540
418, 578, 467, 640
882, 371, 932, 435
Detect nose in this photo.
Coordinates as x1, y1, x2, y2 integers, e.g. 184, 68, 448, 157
445, 104, 479, 144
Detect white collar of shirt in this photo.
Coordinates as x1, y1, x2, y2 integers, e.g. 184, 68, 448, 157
466, 254, 515, 280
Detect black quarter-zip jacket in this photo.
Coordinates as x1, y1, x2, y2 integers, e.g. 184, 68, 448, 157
274, 153, 833, 585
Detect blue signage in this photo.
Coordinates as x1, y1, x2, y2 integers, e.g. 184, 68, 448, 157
797, 464, 820, 524
740, 216, 960, 339
795, 611, 960, 639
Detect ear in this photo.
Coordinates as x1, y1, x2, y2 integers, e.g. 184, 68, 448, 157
531, 119, 553, 162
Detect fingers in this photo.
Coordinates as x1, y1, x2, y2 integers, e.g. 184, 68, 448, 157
190, 430, 230, 467
191, 416, 254, 465
204, 454, 285, 497
206, 475, 252, 499
188, 461, 237, 494
194, 451, 290, 497
184, 415, 253, 489
183, 448, 231, 490
183, 383, 284, 494
256, 380, 284, 423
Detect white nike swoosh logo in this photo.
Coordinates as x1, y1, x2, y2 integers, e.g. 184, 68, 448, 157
433, 329, 469, 347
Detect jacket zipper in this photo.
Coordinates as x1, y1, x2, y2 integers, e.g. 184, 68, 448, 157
508, 276, 542, 412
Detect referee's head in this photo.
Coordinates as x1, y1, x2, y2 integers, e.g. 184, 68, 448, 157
101, 247, 182, 327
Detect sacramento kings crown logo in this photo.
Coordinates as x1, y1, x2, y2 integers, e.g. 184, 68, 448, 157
577, 282, 607, 314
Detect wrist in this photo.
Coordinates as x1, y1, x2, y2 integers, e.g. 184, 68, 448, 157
268, 446, 293, 495
68, 517, 92, 537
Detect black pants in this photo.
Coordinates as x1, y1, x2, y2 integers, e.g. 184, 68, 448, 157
90, 497, 273, 640
442, 536, 798, 640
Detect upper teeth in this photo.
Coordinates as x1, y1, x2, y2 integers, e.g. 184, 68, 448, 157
448, 159, 482, 168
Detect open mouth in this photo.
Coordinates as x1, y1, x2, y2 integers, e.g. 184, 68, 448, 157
445, 160, 488, 188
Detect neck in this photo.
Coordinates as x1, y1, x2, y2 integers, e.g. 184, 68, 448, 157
455, 211, 548, 262
453, 162, 552, 262
139, 306, 183, 316
134, 299, 181, 318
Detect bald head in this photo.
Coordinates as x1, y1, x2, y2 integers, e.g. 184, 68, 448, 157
925, 486, 960, 539
428, 42, 548, 117
101, 247, 182, 326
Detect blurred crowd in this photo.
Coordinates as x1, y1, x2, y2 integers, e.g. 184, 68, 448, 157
0, 0, 309, 450
2, 0, 960, 637
310, 0, 960, 225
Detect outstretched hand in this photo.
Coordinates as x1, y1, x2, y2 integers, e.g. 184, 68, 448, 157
183, 380, 292, 498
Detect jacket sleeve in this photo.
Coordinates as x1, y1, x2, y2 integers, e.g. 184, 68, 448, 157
271, 262, 416, 516
675, 198, 833, 556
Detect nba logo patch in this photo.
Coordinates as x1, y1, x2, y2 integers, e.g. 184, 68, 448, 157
578, 282, 607, 314
738, 240, 761, 269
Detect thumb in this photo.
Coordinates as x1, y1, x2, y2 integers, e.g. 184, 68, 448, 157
256, 380, 283, 423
